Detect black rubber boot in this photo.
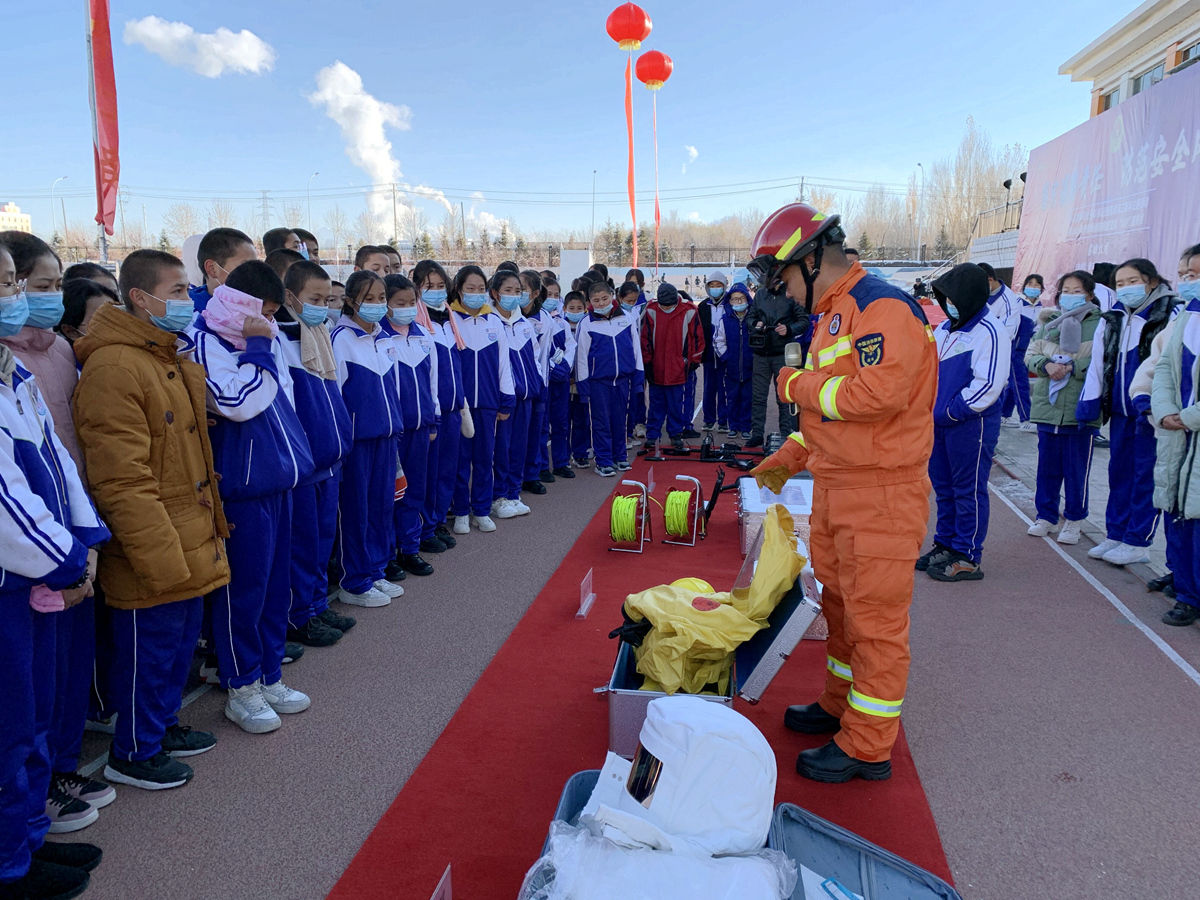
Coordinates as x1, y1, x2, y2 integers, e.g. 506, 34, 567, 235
797, 741, 892, 783
783, 701, 841, 735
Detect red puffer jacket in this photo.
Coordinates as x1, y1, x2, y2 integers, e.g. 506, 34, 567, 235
640, 302, 705, 386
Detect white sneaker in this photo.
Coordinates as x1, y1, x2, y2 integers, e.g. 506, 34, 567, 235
261, 679, 311, 714
471, 514, 497, 532
1057, 521, 1082, 544
373, 579, 405, 599
1087, 538, 1122, 559
492, 498, 518, 519
199, 659, 221, 685
1019, 421, 1037, 433
1001, 417, 1020, 428
453, 515, 470, 535
512, 499, 532, 516
1027, 518, 1056, 537
1102, 543, 1150, 566
633, 424, 646, 439
224, 682, 281, 734
337, 586, 391, 607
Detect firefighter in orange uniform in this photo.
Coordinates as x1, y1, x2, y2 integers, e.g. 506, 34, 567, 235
747, 203, 937, 783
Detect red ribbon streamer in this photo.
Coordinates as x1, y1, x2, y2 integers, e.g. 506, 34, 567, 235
653, 92, 660, 275
87, 0, 120, 236
625, 55, 638, 268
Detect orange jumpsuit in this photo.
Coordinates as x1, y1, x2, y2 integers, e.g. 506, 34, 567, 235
768, 263, 937, 762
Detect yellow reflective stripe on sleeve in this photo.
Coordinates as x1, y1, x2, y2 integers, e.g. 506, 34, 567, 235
847, 688, 903, 718
816, 335, 853, 367
788, 431, 806, 447
826, 655, 852, 681
776, 224, 809, 261
783, 369, 802, 397
804, 354, 815, 371
925, 324, 935, 342
818, 375, 846, 420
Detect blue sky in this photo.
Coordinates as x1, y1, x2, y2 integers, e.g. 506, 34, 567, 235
3, 0, 1135, 244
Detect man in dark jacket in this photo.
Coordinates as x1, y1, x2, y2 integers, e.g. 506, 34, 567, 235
745, 283, 806, 446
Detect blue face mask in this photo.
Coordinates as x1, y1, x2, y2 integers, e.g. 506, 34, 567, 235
1023, 287, 1042, 300
620, 300, 636, 310
519, 291, 530, 305
565, 310, 587, 323
543, 297, 562, 312
0, 292, 30, 337
1059, 293, 1088, 312
299, 303, 328, 326
707, 287, 724, 300
389, 306, 418, 326
731, 302, 748, 313
422, 288, 448, 308
1179, 281, 1200, 303
24, 291, 64, 329
945, 303, 959, 320
357, 302, 387, 324
1116, 284, 1147, 307
462, 292, 488, 310
297, 243, 310, 261
326, 307, 342, 325
498, 294, 522, 312
148, 296, 194, 333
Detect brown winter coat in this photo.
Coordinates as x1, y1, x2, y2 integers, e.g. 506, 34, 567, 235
72, 304, 230, 609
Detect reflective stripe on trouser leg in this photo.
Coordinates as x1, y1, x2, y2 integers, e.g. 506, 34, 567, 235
811, 487, 853, 717
847, 688, 903, 718
825, 479, 929, 763
827, 655, 853, 681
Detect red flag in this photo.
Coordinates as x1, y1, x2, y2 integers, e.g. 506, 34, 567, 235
87, 0, 119, 236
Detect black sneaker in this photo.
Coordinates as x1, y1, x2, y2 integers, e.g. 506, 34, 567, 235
671, 437, 687, 452
434, 523, 457, 548
553, 466, 576, 479
927, 552, 984, 582
1147, 573, 1174, 593
615, 461, 633, 471
419, 535, 448, 553
0, 859, 90, 900
539, 469, 556, 484
33, 842, 102, 872
383, 559, 407, 582
681, 427, 701, 439
797, 740, 892, 783
1093, 435, 1110, 448
286, 617, 342, 647
282, 642, 305, 664
44, 787, 96, 835
521, 479, 547, 495
594, 464, 616, 477
104, 751, 193, 791
317, 608, 356, 632
1162, 601, 1200, 627
915, 543, 952, 572
162, 724, 217, 758
743, 434, 764, 448
399, 553, 434, 576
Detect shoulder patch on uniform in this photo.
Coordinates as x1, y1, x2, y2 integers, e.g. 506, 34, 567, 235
855, 332, 884, 366
850, 275, 929, 326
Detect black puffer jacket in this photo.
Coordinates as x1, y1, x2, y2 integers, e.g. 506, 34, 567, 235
748, 286, 807, 356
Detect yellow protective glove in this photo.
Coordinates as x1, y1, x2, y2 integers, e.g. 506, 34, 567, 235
749, 433, 809, 493
776, 366, 803, 404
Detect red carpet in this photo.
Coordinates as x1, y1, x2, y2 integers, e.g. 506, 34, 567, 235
330, 457, 953, 899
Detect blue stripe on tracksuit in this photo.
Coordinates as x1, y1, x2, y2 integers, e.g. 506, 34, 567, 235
277, 326, 352, 627
453, 310, 515, 517
332, 321, 403, 592
525, 310, 557, 480
576, 310, 643, 467
1077, 302, 1179, 547
929, 310, 1011, 563
0, 365, 106, 881
495, 313, 539, 500
424, 315, 465, 539
1035, 425, 1095, 524
385, 321, 439, 553
542, 315, 576, 470
185, 328, 313, 688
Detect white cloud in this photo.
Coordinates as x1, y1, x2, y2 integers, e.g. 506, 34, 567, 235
682, 145, 699, 174
124, 16, 275, 78
688, 211, 702, 222
471, 191, 486, 202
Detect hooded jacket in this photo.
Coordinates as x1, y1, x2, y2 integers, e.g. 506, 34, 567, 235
714, 286, 754, 381
930, 264, 1010, 426
72, 304, 228, 609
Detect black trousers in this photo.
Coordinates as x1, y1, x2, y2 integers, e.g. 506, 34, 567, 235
750, 352, 798, 438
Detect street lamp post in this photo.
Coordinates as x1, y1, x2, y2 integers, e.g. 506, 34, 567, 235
50, 176, 68, 242
307, 172, 319, 232
916, 163, 925, 265
590, 170, 597, 255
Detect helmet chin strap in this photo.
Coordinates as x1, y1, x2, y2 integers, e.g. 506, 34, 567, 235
798, 244, 826, 314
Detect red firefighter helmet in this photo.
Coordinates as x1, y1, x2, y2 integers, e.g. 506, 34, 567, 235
746, 203, 845, 289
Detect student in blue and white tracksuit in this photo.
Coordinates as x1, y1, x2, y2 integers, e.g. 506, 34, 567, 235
185, 263, 315, 734
491, 270, 539, 517
713, 282, 755, 437
1003, 274, 1045, 423
576, 280, 644, 476
276, 262, 354, 648
383, 274, 440, 577
618, 281, 648, 443
1077, 258, 1181, 566
451, 266, 514, 533
978, 264, 1025, 427
562, 292, 592, 467
412, 260, 465, 553
541, 292, 576, 478
331, 270, 405, 602
925, 263, 1010, 581
520, 271, 554, 489
0, 345, 108, 891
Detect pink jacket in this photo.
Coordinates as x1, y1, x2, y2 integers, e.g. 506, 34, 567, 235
0, 327, 83, 471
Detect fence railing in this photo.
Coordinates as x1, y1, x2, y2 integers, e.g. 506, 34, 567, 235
971, 199, 1022, 240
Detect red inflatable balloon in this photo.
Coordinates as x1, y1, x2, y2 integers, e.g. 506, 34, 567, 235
606, 3, 652, 51
635, 50, 673, 90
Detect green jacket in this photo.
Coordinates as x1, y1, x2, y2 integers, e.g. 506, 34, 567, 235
1150, 311, 1200, 517
1024, 306, 1102, 429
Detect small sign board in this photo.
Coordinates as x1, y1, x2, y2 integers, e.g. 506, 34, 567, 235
576, 566, 596, 619
428, 864, 452, 900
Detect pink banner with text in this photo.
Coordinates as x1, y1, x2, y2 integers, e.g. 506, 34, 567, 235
1015, 62, 1200, 286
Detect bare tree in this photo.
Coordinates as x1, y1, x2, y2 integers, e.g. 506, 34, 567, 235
207, 200, 237, 230
282, 203, 305, 229
324, 204, 350, 259
162, 202, 201, 246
